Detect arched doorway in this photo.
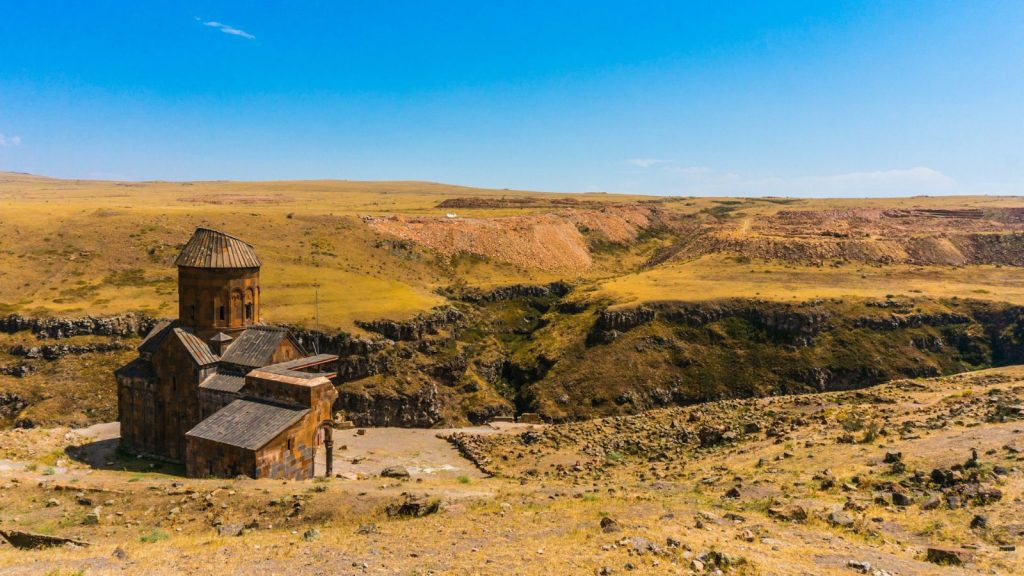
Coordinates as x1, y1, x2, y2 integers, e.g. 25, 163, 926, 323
312, 422, 334, 477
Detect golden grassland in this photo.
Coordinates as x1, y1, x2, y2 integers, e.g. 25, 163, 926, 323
596, 255, 1024, 307
3, 172, 1024, 330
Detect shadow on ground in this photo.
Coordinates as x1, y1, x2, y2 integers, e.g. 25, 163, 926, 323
64, 437, 184, 475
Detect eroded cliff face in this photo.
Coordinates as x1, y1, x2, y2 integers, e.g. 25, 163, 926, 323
299, 283, 1024, 426
0, 313, 157, 339
526, 297, 1024, 421
334, 378, 443, 427
6, 287, 1024, 429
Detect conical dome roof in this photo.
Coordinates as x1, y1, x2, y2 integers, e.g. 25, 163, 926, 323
174, 228, 262, 269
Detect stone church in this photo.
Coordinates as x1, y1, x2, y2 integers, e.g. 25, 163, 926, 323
116, 228, 339, 479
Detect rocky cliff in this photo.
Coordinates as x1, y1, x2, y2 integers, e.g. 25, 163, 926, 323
0, 313, 157, 339
7, 289, 1024, 429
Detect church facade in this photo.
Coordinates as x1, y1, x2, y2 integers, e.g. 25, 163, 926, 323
116, 228, 338, 479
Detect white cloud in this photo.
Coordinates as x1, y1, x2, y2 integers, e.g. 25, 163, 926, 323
627, 158, 671, 169
621, 162, 959, 197
665, 165, 711, 176
767, 167, 956, 197
813, 166, 954, 187
628, 159, 711, 176
202, 20, 255, 40
0, 134, 21, 147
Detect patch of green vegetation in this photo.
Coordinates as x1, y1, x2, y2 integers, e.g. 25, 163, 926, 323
103, 269, 148, 286
140, 529, 169, 543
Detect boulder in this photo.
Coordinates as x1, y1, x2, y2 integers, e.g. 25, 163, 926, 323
380, 466, 411, 479
768, 505, 808, 523
829, 509, 854, 528
0, 530, 90, 549
926, 547, 972, 566
600, 517, 622, 533
385, 495, 441, 518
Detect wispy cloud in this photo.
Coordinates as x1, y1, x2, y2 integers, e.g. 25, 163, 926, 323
621, 160, 958, 197
754, 167, 956, 196
0, 134, 21, 147
665, 165, 711, 176
627, 158, 672, 169
628, 158, 710, 175
200, 19, 255, 40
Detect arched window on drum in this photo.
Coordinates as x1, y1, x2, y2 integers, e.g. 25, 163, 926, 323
244, 288, 255, 323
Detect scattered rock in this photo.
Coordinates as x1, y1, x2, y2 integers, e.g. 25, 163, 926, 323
829, 509, 855, 528
768, 505, 808, 523
882, 452, 902, 464
82, 507, 101, 526
926, 547, 972, 566
380, 466, 411, 479
0, 530, 90, 549
600, 517, 622, 534
217, 523, 244, 537
618, 536, 661, 556
847, 560, 871, 573
385, 495, 441, 518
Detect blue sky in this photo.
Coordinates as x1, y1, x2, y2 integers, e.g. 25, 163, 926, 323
0, 1, 1022, 196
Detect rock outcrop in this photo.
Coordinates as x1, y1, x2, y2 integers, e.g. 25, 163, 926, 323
9, 341, 130, 360
0, 313, 157, 339
355, 308, 462, 341
336, 382, 442, 427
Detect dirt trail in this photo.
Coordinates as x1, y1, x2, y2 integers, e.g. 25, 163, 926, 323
329, 424, 535, 479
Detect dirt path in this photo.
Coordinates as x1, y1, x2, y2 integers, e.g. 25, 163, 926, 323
328, 426, 497, 479
60, 421, 536, 480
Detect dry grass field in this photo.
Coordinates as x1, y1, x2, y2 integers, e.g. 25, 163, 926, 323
0, 366, 1021, 575
596, 257, 1024, 308
4, 172, 1024, 331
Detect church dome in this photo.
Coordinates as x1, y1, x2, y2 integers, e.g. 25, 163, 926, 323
175, 228, 262, 269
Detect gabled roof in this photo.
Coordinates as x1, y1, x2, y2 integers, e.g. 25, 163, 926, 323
199, 372, 246, 393
138, 320, 177, 355
173, 327, 219, 366
252, 354, 339, 381
114, 357, 154, 380
185, 398, 309, 450
174, 227, 262, 269
263, 353, 339, 371
219, 326, 300, 369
